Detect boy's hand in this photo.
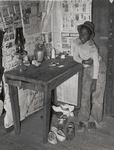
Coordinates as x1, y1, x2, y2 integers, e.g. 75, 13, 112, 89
91, 79, 97, 93
82, 58, 93, 65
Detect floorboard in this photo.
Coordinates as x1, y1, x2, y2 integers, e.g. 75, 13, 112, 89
0, 109, 114, 150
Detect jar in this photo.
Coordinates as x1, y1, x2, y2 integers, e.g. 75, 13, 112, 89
37, 51, 44, 62
51, 48, 56, 59
34, 43, 44, 62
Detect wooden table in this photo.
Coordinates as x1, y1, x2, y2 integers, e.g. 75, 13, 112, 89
4, 56, 83, 144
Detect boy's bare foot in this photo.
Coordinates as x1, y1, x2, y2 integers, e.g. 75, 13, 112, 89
88, 122, 96, 132
75, 121, 86, 132
94, 120, 107, 129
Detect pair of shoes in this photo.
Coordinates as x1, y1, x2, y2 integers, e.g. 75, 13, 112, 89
51, 126, 66, 142
48, 131, 57, 145
76, 121, 86, 132
88, 122, 96, 132
66, 122, 75, 141
57, 114, 68, 129
52, 105, 74, 117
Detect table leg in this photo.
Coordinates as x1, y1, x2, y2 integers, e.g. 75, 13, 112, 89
52, 88, 57, 105
77, 69, 83, 109
43, 90, 51, 144
9, 85, 20, 134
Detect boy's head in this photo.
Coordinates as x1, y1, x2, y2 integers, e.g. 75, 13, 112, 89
77, 21, 95, 44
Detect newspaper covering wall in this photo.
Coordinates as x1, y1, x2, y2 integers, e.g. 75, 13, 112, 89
0, 0, 51, 128
54, 0, 92, 105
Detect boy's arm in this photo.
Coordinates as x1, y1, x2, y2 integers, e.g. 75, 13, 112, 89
82, 58, 93, 65
72, 44, 83, 63
92, 51, 99, 79
91, 51, 99, 93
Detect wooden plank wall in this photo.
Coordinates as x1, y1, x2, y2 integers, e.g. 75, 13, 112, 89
106, 2, 114, 117
92, 0, 114, 117
92, 0, 109, 65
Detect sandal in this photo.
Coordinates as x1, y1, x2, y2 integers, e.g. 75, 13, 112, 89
48, 131, 57, 145
76, 121, 86, 132
57, 115, 68, 129
66, 122, 75, 141
88, 122, 96, 132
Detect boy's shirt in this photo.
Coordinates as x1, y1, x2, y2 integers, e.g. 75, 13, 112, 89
73, 38, 100, 79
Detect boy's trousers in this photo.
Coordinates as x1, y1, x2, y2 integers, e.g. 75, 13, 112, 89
78, 58, 106, 124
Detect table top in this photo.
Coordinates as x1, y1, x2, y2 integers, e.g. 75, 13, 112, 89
4, 56, 83, 91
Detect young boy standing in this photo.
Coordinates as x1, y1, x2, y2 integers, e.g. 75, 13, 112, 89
72, 21, 106, 131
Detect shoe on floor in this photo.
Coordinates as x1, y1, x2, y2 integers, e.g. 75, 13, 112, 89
52, 105, 70, 116
48, 131, 57, 145
52, 109, 63, 118
56, 129, 66, 142
51, 126, 66, 142
66, 122, 75, 141
61, 104, 75, 112
69, 111, 74, 117
57, 115, 68, 130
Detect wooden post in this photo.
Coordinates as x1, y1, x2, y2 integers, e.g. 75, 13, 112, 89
105, 2, 114, 117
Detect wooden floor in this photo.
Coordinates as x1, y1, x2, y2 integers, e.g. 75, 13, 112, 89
0, 109, 114, 150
